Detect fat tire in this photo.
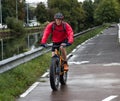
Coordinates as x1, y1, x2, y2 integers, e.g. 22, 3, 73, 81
50, 57, 60, 91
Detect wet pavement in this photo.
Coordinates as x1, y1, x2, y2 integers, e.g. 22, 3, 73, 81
17, 24, 120, 101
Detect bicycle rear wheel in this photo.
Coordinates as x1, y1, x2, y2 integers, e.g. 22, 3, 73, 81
50, 57, 60, 91
60, 67, 68, 85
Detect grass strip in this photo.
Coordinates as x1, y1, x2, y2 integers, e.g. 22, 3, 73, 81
0, 24, 109, 101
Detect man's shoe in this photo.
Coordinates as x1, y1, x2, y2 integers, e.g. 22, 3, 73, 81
64, 64, 69, 71
64, 61, 69, 71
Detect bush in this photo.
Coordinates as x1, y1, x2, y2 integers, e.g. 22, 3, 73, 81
6, 17, 25, 36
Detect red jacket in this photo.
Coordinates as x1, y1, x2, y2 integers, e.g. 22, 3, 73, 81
41, 21, 74, 44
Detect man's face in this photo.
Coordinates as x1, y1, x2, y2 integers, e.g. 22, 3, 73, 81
55, 19, 62, 25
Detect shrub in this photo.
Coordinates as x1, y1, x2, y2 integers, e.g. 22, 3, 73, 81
6, 17, 25, 36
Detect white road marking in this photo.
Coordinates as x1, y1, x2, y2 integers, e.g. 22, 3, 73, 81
69, 61, 89, 65
20, 82, 40, 97
97, 52, 102, 56
103, 63, 120, 66
20, 71, 49, 98
72, 49, 77, 53
118, 24, 120, 43
102, 95, 118, 101
41, 72, 49, 77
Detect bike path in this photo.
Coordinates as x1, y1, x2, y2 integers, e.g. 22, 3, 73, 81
17, 24, 120, 101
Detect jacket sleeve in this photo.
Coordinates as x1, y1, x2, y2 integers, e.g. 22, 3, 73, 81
40, 22, 53, 44
65, 23, 74, 44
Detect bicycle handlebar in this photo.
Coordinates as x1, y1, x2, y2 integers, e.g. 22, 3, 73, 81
41, 43, 71, 48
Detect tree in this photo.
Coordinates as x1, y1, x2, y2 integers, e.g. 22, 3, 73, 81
35, 2, 48, 23
6, 17, 25, 36
116, 0, 120, 3
18, 0, 25, 21
82, 0, 94, 28
2, 0, 25, 23
5, 17, 26, 57
29, 6, 36, 20
94, 0, 101, 7
94, 0, 120, 24
47, 0, 86, 32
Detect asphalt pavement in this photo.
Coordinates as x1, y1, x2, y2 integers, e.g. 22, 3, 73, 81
17, 24, 120, 101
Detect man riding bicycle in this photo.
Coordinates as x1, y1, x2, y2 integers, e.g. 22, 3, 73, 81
40, 12, 74, 71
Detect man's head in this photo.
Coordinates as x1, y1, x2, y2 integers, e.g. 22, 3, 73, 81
54, 12, 64, 25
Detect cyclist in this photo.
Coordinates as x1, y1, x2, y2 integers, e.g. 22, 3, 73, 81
40, 12, 74, 71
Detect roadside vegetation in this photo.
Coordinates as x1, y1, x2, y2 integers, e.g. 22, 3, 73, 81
1, 0, 120, 33
0, 24, 110, 101
0, 0, 118, 100
1, 0, 120, 60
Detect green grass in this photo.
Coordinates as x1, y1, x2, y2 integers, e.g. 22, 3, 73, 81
0, 52, 51, 101
0, 24, 109, 101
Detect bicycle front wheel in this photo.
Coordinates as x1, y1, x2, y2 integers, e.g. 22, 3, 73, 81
50, 57, 60, 91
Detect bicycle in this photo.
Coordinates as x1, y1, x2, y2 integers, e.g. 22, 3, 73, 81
41, 43, 68, 91
49, 45, 68, 91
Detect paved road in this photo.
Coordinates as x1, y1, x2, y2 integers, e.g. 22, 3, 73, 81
17, 24, 120, 101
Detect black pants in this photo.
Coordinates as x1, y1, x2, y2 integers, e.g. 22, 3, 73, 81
52, 39, 68, 52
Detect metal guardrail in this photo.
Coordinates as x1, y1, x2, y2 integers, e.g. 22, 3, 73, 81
74, 27, 98, 38
0, 47, 51, 73
0, 27, 98, 73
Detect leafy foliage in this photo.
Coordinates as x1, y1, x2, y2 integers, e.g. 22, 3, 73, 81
6, 17, 25, 36
35, 2, 48, 23
1, 0, 120, 33
5, 17, 26, 57
94, 0, 120, 24
82, 0, 94, 28
36, 0, 86, 32
1, 0, 25, 23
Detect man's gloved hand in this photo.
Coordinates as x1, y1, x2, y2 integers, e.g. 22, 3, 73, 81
40, 44, 47, 48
